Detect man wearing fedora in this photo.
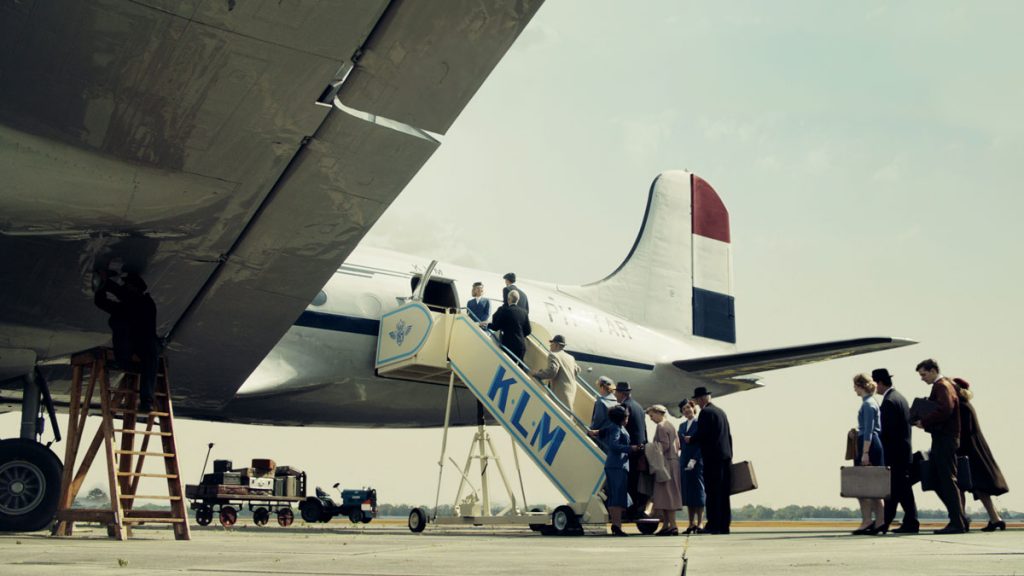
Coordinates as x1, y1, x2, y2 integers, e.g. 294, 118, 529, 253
532, 334, 581, 413
688, 386, 732, 534
874, 367, 919, 533
613, 381, 648, 516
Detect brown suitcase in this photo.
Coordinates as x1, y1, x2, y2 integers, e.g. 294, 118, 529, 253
840, 466, 890, 498
730, 460, 758, 494
252, 458, 277, 471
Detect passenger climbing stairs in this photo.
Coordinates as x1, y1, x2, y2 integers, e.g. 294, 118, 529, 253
52, 348, 190, 540
376, 302, 608, 526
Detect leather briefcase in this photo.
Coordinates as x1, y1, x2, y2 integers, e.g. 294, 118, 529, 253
840, 466, 891, 498
917, 452, 972, 492
730, 461, 758, 495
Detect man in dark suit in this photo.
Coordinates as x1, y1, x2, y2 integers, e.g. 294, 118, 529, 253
612, 381, 647, 516
484, 289, 530, 360
913, 358, 967, 534
691, 386, 732, 534
873, 368, 919, 533
502, 272, 529, 313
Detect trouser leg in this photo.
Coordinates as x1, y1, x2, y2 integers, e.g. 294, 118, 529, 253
721, 459, 732, 531
931, 433, 965, 529
136, 339, 158, 406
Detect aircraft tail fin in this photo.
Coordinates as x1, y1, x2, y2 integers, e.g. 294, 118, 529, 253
561, 171, 735, 342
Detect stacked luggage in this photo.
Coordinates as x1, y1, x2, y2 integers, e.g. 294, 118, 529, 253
187, 458, 306, 499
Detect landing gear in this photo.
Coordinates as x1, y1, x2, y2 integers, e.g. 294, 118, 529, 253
0, 438, 63, 532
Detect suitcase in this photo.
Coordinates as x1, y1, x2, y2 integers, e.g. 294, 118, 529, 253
729, 461, 758, 495
909, 397, 938, 422
917, 452, 972, 492
203, 472, 242, 486
213, 459, 233, 473
252, 458, 277, 471
840, 466, 890, 498
274, 476, 298, 497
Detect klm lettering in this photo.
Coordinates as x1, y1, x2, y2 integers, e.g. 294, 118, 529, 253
487, 366, 566, 465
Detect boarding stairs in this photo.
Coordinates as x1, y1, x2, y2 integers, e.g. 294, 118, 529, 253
376, 301, 608, 526
52, 348, 190, 540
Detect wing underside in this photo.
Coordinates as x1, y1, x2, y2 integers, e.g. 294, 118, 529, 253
0, 0, 544, 408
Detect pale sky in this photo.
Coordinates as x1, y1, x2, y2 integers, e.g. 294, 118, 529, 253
11, 1, 1021, 515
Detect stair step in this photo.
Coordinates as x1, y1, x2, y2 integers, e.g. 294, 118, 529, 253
114, 410, 170, 417
122, 517, 186, 524
115, 450, 175, 457
119, 430, 172, 436
116, 472, 178, 479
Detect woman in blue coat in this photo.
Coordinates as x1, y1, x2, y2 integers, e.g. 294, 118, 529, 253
852, 373, 885, 535
600, 405, 634, 536
678, 400, 706, 534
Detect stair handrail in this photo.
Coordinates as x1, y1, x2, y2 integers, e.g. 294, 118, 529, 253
468, 316, 595, 434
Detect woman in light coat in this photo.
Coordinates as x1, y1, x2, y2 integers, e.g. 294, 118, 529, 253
646, 404, 682, 535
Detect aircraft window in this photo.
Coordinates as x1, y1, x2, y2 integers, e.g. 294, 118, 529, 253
311, 291, 327, 306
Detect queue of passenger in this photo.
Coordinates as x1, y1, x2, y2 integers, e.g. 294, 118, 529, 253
466, 279, 1009, 537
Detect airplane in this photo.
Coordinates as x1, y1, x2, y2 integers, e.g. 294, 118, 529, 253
0, 1, 913, 532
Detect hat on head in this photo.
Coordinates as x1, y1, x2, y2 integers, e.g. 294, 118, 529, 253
952, 377, 971, 390
550, 335, 566, 346
614, 381, 632, 393
503, 272, 516, 282
871, 368, 894, 382
596, 376, 614, 388
691, 386, 710, 399
646, 404, 667, 415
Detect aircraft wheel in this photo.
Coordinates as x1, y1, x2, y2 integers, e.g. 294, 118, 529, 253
408, 507, 427, 533
195, 505, 213, 526
550, 505, 579, 536
219, 506, 238, 527
0, 438, 63, 532
348, 510, 362, 524
277, 508, 294, 527
252, 507, 270, 526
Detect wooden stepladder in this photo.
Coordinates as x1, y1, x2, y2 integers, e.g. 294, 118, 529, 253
52, 347, 190, 540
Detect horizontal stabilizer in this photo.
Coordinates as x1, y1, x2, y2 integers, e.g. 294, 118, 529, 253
673, 337, 917, 378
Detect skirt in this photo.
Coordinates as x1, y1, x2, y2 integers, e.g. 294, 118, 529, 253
605, 468, 631, 508
854, 434, 885, 467
681, 457, 706, 507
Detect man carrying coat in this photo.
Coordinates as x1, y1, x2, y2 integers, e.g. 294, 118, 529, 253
531, 334, 581, 413
914, 358, 967, 534
873, 368, 919, 533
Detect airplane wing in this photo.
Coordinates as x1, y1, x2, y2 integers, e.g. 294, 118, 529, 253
673, 337, 917, 379
0, 1, 543, 409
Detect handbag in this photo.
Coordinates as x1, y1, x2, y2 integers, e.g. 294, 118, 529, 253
845, 428, 857, 461
644, 442, 669, 483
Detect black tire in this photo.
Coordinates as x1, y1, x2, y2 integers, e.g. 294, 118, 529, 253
195, 505, 213, 526
0, 438, 63, 532
300, 498, 324, 523
219, 506, 238, 527
277, 508, 294, 527
348, 510, 362, 524
252, 507, 270, 526
408, 507, 427, 533
360, 514, 372, 524
550, 505, 579, 536
636, 518, 660, 535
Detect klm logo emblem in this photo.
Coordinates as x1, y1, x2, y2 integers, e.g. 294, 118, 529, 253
388, 319, 413, 347
487, 365, 566, 465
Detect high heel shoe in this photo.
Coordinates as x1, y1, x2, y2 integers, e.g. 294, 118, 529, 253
874, 523, 889, 535
851, 525, 875, 535
683, 525, 696, 535
981, 520, 1006, 532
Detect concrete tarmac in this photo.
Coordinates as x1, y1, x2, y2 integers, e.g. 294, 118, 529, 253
0, 521, 1020, 575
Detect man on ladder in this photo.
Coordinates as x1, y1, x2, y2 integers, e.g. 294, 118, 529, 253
94, 270, 159, 414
